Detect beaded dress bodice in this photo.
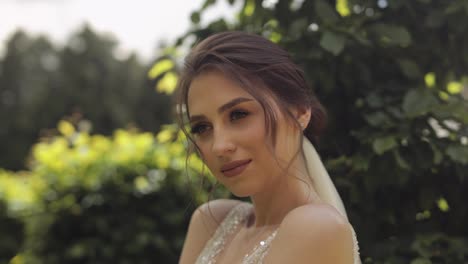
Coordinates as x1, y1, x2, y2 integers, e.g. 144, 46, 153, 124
195, 202, 276, 264
195, 202, 361, 264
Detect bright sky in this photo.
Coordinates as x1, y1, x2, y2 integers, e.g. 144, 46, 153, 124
0, 0, 239, 60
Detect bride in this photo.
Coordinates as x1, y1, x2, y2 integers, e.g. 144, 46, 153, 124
177, 31, 361, 263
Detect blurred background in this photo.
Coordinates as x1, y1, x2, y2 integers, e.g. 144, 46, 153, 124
0, 0, 467, 263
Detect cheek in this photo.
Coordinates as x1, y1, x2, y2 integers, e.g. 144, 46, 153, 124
246, 119, 266, 141
242, 116, 269, 159
257, 117, 300, 174
246, 120, 274, 168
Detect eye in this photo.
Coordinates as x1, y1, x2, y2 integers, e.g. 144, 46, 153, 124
230, 110, 249, 121
190, 123, 210, 135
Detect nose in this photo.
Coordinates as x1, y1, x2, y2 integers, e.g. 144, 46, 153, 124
211, 126, 236, 157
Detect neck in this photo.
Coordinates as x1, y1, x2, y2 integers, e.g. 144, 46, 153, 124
248, 155, 321, 227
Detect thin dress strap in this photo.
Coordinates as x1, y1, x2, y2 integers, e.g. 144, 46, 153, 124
242, 228, 279, 264
195, 202, 251, 264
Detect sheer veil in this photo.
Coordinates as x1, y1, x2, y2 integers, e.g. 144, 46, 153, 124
302, 136, 361, 264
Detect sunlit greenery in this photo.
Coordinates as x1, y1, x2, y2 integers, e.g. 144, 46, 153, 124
0, 123, 223, 263
0, 26, 173, 171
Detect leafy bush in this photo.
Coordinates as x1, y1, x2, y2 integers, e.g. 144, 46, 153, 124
0, 122, 223, 264
0, 183, 23, 263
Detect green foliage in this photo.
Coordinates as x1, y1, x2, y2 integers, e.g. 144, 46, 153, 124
0, 124, 226, 263
0, 169, 33, 263
149, 0, 468, 262
0, 198, 24, 263
0, 26, 173, 170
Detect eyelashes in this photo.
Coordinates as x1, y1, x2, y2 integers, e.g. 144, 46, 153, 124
190, 123, 209, 135
230, 110, 248, 121
190, 110, 250, 135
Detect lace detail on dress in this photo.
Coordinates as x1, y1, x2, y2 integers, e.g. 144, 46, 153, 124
351, 226, 361, 264
195, 203, 251, 264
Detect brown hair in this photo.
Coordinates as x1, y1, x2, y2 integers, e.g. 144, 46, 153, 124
175, 31, 327, 153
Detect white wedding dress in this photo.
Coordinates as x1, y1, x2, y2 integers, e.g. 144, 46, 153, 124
195, 202, 360, 263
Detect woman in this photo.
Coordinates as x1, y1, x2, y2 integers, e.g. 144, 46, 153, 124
177, 31, 360, 263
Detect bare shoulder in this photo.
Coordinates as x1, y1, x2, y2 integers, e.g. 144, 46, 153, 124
195, 198, 245, 233
179, 199, 244, 264
264, 203, 354, 264
283, 203, 349, 229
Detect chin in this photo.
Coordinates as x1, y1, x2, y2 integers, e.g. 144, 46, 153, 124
230, 191, 251, 198
227, 185, 257, 198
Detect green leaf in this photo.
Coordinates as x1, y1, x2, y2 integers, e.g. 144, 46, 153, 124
364, 112, 390, 127
393, 149, 410, 170
325, 155, 349, 169
366, 92, 383, 108
191, 11, 201, 24
351, 155, 370, 171
402, 89, 437, 118
268, 32, 282, 43
437, 197, 450, 212
315, 0, 339, 24
430, 144, 443, 164
371, 24, 412, 47
352, 30, 372, 46
243, 0, 255, 17
424, 72, 436, 87
446, 145, 468, 164
432, 101, 468, 123
373, 136, 398, 155
289, 18, 308, 40
157, 72, 178, 94
148, 59, 174, 79
439, 91, 449, 101
320, 31, 346, 55
335, 0, 350, 17
398, 59, 422, 79
447, 81, 463, 94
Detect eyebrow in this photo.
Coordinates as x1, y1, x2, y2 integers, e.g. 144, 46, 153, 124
189, 97, 254, 124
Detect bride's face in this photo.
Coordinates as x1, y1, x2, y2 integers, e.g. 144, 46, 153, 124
187, 70, 301, 197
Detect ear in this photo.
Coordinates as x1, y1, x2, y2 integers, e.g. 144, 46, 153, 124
291, 105, 311, 130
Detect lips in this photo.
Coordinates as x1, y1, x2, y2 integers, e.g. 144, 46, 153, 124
221, 159, 252, 172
